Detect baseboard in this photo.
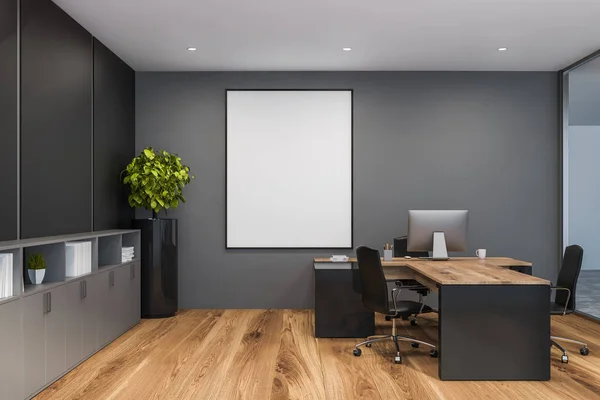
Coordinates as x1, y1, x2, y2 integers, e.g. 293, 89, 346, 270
574, 310, 600, 324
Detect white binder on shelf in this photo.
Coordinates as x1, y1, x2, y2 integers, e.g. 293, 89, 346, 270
66, 241, 92, 277
0, 253, 13, 298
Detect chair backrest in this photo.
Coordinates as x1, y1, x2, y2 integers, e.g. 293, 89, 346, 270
356, 246, 390, 315
555, 245, 584, 311
393, 236, 429, 258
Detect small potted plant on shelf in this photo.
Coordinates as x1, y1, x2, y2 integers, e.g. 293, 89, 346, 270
122, 147, 193, 318
27, 252, 46, 284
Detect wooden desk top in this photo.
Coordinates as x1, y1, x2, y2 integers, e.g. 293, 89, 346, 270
313, 257, 549, 286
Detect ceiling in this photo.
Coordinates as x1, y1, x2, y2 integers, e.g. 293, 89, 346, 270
53, 0, 600, 72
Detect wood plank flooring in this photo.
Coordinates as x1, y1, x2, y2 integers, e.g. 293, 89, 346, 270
36, 310, 600, 400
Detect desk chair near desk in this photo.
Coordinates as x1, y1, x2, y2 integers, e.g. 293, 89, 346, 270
393, 236, 431, 326
551, 244, 589, 363
352, 246, 438, 364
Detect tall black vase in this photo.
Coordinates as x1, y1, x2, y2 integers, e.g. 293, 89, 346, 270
132, 218, 178, 318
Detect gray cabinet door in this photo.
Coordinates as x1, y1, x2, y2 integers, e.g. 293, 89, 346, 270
22, 292, 46, 398
98, 269, 117, 347
114, 265, 130, 335
65, 280, 83, 369
82, 276, 99, 358
45, 285, 67, 384
0, 299, 23, 400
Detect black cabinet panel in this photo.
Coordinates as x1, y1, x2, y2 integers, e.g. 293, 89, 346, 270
21, 0, 92, 238
0, 0, 17, 240
93, 39, 135, 230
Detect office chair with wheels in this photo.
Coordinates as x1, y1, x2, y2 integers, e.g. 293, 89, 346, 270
353, 246, 438, 364
551, 244, 590, 364
392, 236, 432, 326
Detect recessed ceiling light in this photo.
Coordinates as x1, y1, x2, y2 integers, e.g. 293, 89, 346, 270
187, 47, 197, 51
342, 47, 352, 51
498, 47, 508, 51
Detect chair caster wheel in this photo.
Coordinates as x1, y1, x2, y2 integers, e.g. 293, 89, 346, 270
365, 343, 372, 348
580, 347, 590, 356
394, 356, 402, 364
430, 349, 439, 358
411, 342, 420, 348
410, 319, 417, 326
385, 316, 391, 321
561, 355, 569, 364
353, 348, 362, 357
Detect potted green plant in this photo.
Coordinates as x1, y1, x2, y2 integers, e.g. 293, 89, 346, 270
27, 252, 46, 284
123, 147, 193, 219
122, 147, 193, 318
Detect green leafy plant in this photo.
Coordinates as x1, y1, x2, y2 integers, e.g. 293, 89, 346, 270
122, 147, 194, 217
27, 253, 46, 270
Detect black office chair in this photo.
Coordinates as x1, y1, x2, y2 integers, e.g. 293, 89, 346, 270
353, 246, 438, 364
392, 236, 432, 326
551, 244, 590, 363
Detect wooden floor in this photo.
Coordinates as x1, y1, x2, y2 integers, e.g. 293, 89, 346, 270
36, 310, 600, 400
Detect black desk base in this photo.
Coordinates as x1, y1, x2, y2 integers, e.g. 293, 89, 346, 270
313, 262, 551, 381
438, 284, 550, 380
314, 267, 374, 338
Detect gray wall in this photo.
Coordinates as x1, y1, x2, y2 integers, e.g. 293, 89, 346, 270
136, 72, 559, 309
568, 126, 600, 271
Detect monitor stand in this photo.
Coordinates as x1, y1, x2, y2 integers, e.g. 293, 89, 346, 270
431, 231, 449, 261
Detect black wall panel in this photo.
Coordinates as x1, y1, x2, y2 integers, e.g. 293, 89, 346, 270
0, 0, 18, 240
93, 39, 135, 230
20, 0, 92, 238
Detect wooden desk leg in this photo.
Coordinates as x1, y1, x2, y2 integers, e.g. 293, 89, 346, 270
314, 268, 374, 338
438, 284, 550, 380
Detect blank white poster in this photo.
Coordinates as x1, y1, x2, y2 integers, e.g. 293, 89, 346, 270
227, 90, 352, 248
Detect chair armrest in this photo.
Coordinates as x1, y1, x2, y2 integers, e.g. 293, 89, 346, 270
551, 286, 571, 315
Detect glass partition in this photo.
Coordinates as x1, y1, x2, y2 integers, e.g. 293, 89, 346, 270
563, 53, 600, 320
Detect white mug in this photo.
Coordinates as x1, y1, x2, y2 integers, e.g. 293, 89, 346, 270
476, 249, 487, 259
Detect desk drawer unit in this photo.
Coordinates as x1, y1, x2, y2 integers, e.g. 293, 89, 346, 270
314, 263, 374, 338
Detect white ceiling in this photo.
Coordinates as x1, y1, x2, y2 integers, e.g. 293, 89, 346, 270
53, 0, 600, 72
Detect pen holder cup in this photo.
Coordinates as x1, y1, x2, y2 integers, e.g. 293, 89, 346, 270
383, 250, 393, 261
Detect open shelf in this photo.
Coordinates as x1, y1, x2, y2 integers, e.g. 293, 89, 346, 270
98, 235, 122, 268
122, 232, 140, 263
23, 242, 66, 293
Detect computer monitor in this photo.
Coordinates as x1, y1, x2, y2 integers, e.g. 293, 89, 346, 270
407, 210, 468, 260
